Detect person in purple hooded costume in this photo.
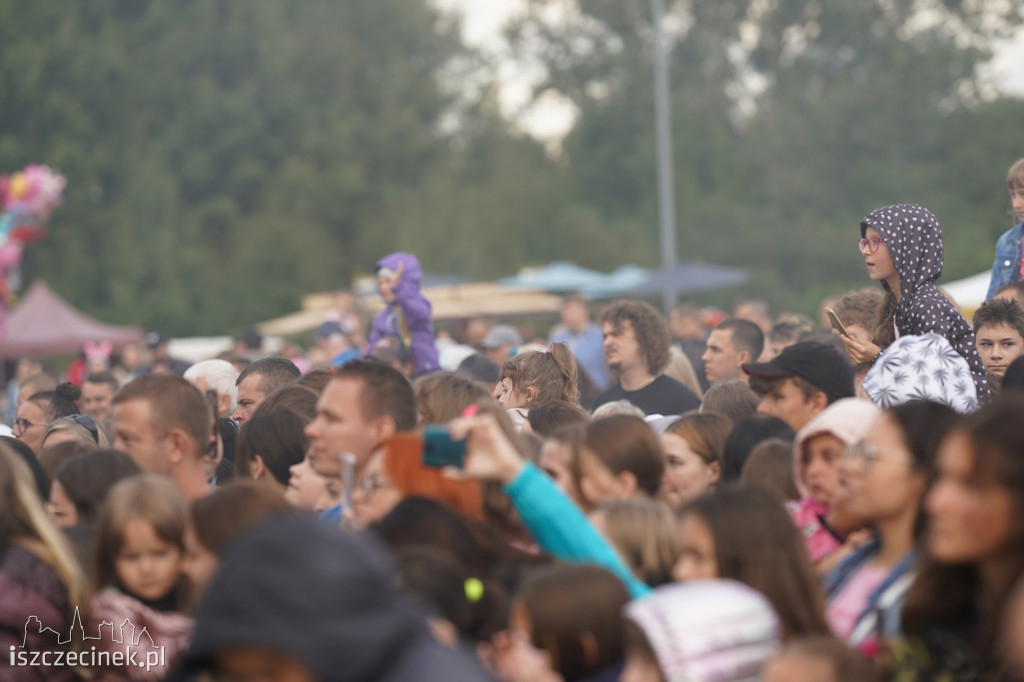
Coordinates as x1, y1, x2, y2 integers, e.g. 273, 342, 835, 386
369, 253, 440, 376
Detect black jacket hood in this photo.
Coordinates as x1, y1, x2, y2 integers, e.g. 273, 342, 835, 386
182, 516, 492, 682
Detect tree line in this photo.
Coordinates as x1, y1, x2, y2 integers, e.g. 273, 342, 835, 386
0, 0, 1020, 335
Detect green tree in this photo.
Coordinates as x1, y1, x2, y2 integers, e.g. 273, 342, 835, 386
0, 0, 561, 333
509, 0, 1024, 312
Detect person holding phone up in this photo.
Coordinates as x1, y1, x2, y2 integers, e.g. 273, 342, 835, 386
442, 411, 651, 600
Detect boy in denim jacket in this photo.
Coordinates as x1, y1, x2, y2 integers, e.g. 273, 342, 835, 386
986, 158, 1024, 299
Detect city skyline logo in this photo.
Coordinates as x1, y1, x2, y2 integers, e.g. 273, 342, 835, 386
11, 607, 166, 672
21, 606, 157, 649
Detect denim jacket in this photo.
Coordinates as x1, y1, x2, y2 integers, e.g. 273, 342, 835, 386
986, 222, 1024, 300
824, 537, 916, 651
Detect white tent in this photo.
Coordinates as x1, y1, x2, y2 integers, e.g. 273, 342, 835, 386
942, 270, 991, 314
256, 283, 563, 337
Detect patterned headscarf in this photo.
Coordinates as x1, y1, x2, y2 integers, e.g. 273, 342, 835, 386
626, 579, 781, 682
861, 333, 979, 414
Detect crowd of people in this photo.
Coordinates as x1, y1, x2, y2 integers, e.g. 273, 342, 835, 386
5, 173, 1024, 682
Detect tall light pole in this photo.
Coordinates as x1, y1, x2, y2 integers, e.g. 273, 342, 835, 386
650, 0, 678, 313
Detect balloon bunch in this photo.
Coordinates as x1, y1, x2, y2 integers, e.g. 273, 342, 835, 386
0, 164, 66, 307
1, 164, 66, 242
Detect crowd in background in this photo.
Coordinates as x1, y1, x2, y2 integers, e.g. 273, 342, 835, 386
5, 188, 1024, 682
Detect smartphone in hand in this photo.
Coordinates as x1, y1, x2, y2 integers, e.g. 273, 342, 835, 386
825, 307, 850, 337
422, 424, 467, 469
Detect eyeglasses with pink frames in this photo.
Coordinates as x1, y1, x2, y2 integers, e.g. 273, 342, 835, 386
858, 237, 884, 253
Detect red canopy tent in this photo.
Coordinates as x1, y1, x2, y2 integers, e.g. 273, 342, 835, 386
0, 280, 145, 357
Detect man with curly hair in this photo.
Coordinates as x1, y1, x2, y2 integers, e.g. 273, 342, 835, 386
592, 300, 701, 416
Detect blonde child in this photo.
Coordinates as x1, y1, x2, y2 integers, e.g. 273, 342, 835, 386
589, 498, 680, 588
87, 475, 193, 681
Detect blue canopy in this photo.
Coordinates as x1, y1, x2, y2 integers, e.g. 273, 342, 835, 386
624, 261, 749, 297
499, 260, 748, 299
498, 261, 609, 292
580, 264, 652, 299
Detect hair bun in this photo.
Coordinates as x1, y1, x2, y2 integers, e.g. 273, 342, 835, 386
56, 382, 82, 402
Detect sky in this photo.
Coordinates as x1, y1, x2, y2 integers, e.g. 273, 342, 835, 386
433, 0, 1024, 142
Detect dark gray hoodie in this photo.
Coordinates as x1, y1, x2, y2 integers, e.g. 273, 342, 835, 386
181, 516, 493, 682
861, 203, 989, 400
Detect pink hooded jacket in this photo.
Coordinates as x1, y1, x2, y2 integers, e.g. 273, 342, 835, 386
787, 398, 880, 562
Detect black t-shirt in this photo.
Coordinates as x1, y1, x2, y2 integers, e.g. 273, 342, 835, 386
593, 375, 701, 417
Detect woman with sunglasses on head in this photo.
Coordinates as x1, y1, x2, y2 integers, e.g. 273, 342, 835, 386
40, 414, 108, 450
890, 398, 1024, 680
13, 382, 81, 454
823, 400, 956, 657
842, 204, 989, 400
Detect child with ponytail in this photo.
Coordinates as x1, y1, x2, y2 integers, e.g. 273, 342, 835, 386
496, 343, 579, 428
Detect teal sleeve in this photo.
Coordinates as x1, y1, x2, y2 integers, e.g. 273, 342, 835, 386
504, 461, 651, 599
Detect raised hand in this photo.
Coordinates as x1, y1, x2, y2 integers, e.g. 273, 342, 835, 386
446, 412, 526, 485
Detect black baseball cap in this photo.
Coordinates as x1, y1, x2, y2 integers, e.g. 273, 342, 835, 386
742, 341, 855, 403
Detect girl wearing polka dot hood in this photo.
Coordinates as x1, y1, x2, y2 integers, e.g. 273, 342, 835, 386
842, 203, 989, 400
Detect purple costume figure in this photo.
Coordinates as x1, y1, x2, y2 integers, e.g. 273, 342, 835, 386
369, 252, 439, 376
